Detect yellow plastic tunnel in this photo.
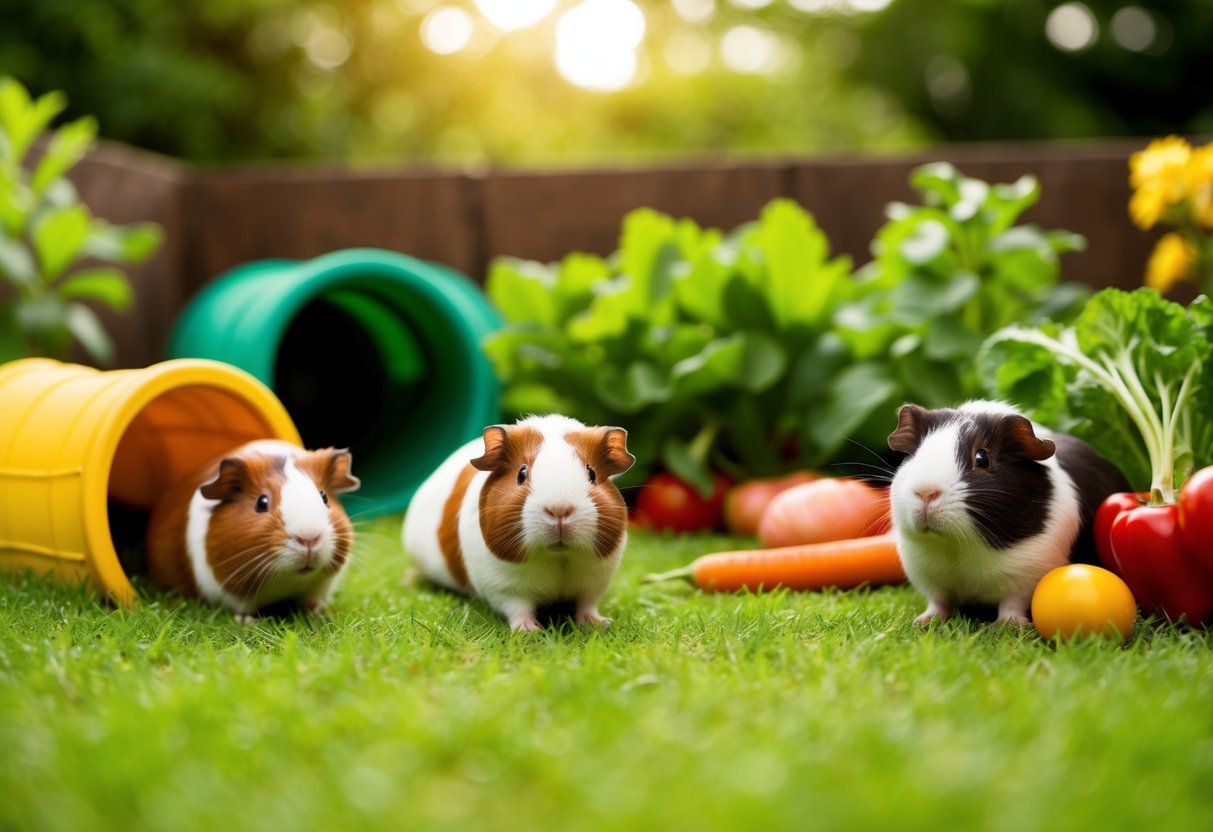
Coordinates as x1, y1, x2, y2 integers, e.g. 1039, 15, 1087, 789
0, 358, 301, 606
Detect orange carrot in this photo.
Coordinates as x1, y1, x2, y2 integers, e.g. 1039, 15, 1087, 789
644, 534, 905, 593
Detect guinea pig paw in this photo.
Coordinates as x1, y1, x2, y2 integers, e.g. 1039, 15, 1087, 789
913, 600, 952, 627
233, 612, 259, 626
509, 614, 544, 633
576, 609, 612, 629
994, 612, 1032, 627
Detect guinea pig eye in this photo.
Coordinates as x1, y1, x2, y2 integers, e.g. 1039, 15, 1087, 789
319, 490, 329, 506
255, 494, 270, 513
587, 464, 597, 484
517, 464, 528, 486
975, 448, 990, 469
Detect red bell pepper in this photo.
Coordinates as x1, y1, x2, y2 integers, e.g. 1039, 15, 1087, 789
1096, 468, 1213, 625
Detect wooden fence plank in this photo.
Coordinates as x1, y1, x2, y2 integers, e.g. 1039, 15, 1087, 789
478, 163, 788, 265
185, 166, 481, 296
56, 138, 1162, 369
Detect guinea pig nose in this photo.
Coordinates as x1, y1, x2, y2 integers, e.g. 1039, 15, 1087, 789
294, 533, 322, 550
915, 487, 942, 505
544, 504, 575, 521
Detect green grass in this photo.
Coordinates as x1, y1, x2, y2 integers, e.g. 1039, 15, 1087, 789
3, 516, 1213, 831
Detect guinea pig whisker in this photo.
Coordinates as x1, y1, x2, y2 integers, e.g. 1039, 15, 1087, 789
828, 461, 895, 483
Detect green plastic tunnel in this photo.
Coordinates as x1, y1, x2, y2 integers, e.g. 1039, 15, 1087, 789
167, 248, 502, 517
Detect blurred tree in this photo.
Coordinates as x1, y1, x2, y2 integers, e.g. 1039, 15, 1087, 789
0, 0, 1206, 166
847, 0, 1213, 142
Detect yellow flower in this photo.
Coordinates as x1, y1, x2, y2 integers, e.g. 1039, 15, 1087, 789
1145, 233, 1196, 293
1130, 135, 1191, 190
1186, 144, 1213, 229
1129, 136, 1191, 229
1130, 181, 1169, 229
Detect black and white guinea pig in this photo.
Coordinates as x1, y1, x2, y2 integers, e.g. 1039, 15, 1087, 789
887, 400, 1129, 626
402, 414, 635, 632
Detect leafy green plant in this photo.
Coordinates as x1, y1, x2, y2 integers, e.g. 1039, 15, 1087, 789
0, 77, 162, 365
835, 162, 1090, 410
484, 199, 856, 493
980, 288, 1213, 501
484, 166, 1089, 492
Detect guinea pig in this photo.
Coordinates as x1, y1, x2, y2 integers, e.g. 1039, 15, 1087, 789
887, 400, 1129, 627
402, 414, 634, 632
146, 440, 360, 621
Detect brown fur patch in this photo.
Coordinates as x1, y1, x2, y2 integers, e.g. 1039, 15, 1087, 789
566, 427, 631, 558
479, 425, 544, 563
206, 453, 287, 598
146, 469, 206, 597
438, 465, 476, 587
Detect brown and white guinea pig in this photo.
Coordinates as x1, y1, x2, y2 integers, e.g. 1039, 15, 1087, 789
402, 414, 635, 632
888, 400, 1129, 627
146, 440, 360, 620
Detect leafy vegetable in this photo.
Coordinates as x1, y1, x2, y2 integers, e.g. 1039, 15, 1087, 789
485, 165, 1088, 492
980, 288, 1213, 503
0, 77, 162, 365
837, 162, 1089, 409
484, 200, 855, 493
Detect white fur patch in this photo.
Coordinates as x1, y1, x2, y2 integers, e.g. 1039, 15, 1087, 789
518, 414, 601, 551
185, 488, 248, 614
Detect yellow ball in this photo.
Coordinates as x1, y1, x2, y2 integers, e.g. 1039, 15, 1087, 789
1031, 564, 1138, 641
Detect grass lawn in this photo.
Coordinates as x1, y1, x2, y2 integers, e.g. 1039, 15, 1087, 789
3, 514, 1212, 831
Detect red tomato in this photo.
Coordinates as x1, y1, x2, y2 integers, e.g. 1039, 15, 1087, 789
634, 472, 731, 533
1110, 504, 1213, 624
1179, 466, 1213, 575
722, 471, 819, 537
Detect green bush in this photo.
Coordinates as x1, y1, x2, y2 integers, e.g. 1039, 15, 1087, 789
484, 165, 1088, 490
0, 77, 162, 365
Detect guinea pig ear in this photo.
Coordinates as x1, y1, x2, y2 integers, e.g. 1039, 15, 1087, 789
470, 425, 510, 472
1000, 415, 1057, 461
200, 458, 248, 501
324, 449, 361, 493
888, 404, 930, 455
598, 427, 636, 477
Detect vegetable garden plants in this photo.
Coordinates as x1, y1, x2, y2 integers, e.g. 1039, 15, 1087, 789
982, 288, 1213, 624
484, 164, 1088, 532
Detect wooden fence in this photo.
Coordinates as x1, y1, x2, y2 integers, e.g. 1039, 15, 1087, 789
69, 138, 1157, 368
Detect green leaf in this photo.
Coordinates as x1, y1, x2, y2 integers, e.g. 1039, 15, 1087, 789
0, 235, 35, 288
950, 177, 989, 223
806, 361, 901, 458
33, 205, 91, 282
31, 116, 96, 195
671, 331, 786, 397
65, 302, 115, 365
673, 246, 731, 328
756, 199, 844, 329
910, 162, 962, 206
0, 301, 25, 362
0, 166, 32, 235
593, 360, 670, 414
500, 383, 576, 421
567, 278, 632, 342
14, 293, 70, 358
661, 437, 714, 498
984, 175, 1040, 235
897, 219, 950, 264
0, 78, 66, 164
552, 252, 610, 322
56, 268, 134, 310
619, 208, 678, 312
486, 258, 559, 326
81, 220, 162, 265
